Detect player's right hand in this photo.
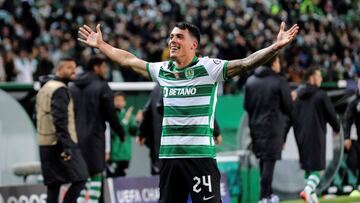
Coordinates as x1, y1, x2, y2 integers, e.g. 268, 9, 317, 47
78, 24, 103, 48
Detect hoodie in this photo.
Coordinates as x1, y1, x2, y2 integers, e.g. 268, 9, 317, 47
244, 66, 293, 160
69, 71, 125, 175
293, 83, 339, 170
343, 89, 360, 140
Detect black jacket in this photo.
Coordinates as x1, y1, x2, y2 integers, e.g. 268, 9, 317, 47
244, 66, 293, 160
138, 85, 163, 172
69, 72, 125, 175
39, 78, 88, 185
293, 84, 340, 171
343, 91, 360, 140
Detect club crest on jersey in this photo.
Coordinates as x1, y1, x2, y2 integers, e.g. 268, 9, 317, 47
185, 68, 195, 79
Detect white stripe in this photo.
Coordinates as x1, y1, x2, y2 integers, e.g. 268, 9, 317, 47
209, 83, 219, 129
308, 175, 320, 184
164, 96, 210, 107
160, 155, 216, 159
89, 190, 101, 197
158, 76, 215, 87
107, 178, 116, 203
90, 181, 102, 187
161, 136, 211, 145
163, 116, 209, 126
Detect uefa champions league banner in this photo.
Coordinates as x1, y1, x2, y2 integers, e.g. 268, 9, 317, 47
0, 184, 47, 203
107, 174, 231, 203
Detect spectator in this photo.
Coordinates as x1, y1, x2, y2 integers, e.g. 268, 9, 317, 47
107, 92, 142, 177
3, 51, 16, 82
0, 0, 359, 87
0, 54, 6, 82
33, 45, 54, 81
14, 49, 36, 83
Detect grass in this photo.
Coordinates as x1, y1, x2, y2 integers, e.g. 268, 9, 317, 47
281, 196, 360, 203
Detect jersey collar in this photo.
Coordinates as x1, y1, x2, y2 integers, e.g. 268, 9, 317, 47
169, 56, 199, 71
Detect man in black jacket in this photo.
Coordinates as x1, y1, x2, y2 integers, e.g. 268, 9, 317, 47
69, 55, 125, 202
343, 79, 360, 180
343, 79, 360, 151
36, 58, 89, 203
293, 67, 340, 203
244, 55, 293, 203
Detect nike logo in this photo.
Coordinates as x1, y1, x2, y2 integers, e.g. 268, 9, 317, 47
203, 195, 215, 201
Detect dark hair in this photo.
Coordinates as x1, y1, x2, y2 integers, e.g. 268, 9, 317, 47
56, 57, 75, 69
175, 22, 201, 44
59, 57, 75, 63
114, 91, 126, 98
85, 55, 106, 71
303, 67, 320, 81
264, 55, 278, 68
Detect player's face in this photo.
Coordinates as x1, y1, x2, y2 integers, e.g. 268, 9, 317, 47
58, 61, 76, 80
313, 70, 323, 87
114, 95, 126, 109
168, 27, 197, 59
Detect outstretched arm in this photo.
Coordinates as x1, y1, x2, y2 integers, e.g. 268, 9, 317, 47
226, 22, 299, 79
78, 24, 149, 79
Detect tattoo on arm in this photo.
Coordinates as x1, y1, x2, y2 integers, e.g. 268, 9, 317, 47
226, 45, 278, 79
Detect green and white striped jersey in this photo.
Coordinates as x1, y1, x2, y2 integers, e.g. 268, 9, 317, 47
146, 56, 228, 158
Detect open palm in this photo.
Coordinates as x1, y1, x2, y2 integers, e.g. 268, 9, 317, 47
78, 24, 103, 48
276, 22, 299, 50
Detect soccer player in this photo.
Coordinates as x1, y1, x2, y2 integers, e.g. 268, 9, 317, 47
78, 21, 298, 203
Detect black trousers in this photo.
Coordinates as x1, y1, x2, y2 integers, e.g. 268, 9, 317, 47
107, 160, 129, 177
259, 159, 276, 199
160, 158, 221, 203
47, 181, 86, 203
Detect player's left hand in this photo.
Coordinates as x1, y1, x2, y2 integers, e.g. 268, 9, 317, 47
274, 22, 299, 51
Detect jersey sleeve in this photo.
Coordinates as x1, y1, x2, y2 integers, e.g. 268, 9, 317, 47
202, 57, 229, 82
146, 61, 167, 83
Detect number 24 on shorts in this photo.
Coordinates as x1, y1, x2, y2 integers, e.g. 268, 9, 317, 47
192, 175, 212, 193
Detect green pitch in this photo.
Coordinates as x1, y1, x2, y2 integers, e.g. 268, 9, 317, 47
281, 196, 360, 203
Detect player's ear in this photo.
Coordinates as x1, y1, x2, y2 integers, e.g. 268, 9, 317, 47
192, 39, 198, 50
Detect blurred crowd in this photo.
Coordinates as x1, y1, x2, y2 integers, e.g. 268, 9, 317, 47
0, 0, 359, 92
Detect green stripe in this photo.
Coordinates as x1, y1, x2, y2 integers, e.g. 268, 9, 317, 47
146, 63, 153, 81
223, 61, 229, 80
162, 125, 211, 136
159, 145, 215, 157
161, 84, 213, 98
164, 105, 209, 117
159, 65, 208, 80
90, 195, 101, 199
208, 83, 217, 146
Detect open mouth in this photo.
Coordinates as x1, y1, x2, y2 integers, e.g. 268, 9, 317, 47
170, 45, 180, 52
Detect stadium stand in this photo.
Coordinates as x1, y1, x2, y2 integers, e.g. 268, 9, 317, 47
0, 0, 359, 90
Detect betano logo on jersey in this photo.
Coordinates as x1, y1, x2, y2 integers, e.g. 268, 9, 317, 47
163, 87, 197, 98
